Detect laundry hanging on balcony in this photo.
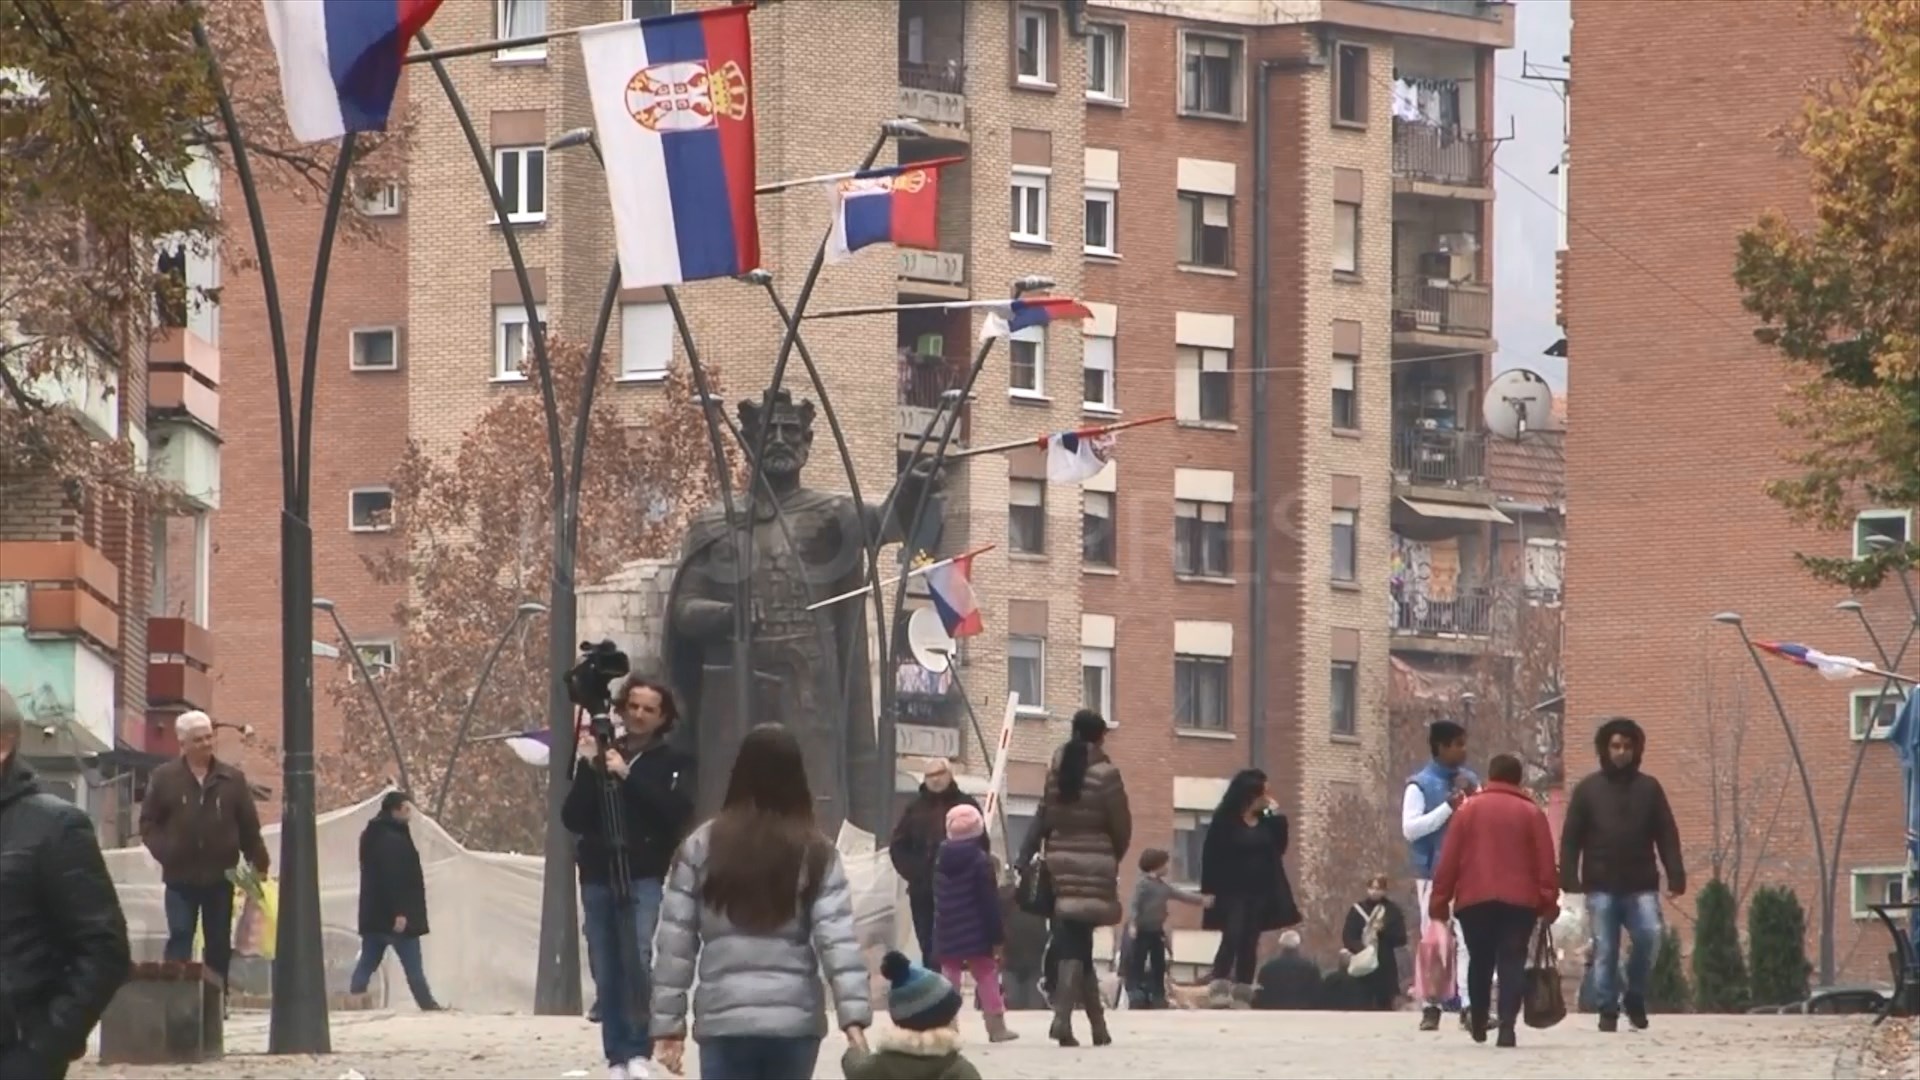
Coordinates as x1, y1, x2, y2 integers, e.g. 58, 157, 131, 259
1391, 76, 1462, 130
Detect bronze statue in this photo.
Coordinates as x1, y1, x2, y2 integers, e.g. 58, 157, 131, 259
663, 389, 940, 833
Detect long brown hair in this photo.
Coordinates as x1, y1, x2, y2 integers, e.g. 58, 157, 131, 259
699, 724, 833, 932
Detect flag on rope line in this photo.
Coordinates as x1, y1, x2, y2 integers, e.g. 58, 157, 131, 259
920, 551, 984, 638
1755, 640, 1918, 684
825, 159, 964, 263
1041, 429, 1116, 485
980, 298, 1095, 341
262, 0, 446, 143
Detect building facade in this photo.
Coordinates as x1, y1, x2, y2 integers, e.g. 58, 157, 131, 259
1567, 0, 1913, 979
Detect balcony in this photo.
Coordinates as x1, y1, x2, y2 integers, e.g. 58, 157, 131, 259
1393, 426, 1489, 490
148, 369, 220, 431
898, 0, 967, 132
149, 420, 222, 510
147, 616, 214, 713
898, 249, 967, 298
0, 540, 121, 652
21, 350, 120, 441
1392, 121, 1489, 193
1367, 0, 1505, 18
898, 353, 971, 445
1393, 277, 1493, 349
1391, 584, 1502, 645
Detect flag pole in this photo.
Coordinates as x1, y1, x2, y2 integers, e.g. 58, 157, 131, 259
805, 544, 997, 612
402, 4, 759, 66
805, 299, 1010, 320
944, 413, 1175, 463
754, 154, 967, 196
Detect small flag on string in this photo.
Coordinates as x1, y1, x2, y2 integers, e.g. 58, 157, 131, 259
922, 551, 984, 638
1756, 641, 1917, 684
1042, 429, 1115, 484
981, 298, 1094, 341
262, 0, 445, 143
825, 159, 962, 263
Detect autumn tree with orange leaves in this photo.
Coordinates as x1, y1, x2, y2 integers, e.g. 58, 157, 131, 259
317, 336, 734, 852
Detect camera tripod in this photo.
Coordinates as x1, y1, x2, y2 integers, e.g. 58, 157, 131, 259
583, 712, 649, 1032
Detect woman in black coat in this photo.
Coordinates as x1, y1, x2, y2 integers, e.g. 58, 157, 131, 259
348, 791, 442, 1010
1199, 768, 1299, 1008
1342, 873, 1408, 1010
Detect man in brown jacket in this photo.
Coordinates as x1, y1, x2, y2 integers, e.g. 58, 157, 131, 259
139, 711, 270, 986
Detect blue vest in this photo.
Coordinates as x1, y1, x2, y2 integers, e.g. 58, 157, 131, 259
1406, 761, 1479, 879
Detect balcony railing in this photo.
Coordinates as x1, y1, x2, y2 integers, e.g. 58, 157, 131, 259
148, 616, 215, 712
1365, 0, 1504, 18
898, 353, 970, 440
1392, 426, 1489, 488
1393, 121, 1488, 187
1392, 584, 1501, 638
1393, 278, 1493, 337
899, 60, 965, 96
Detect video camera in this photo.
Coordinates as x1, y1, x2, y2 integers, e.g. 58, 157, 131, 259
567, 639, 631, 746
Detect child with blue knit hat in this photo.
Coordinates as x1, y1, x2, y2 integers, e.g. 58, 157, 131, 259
842, 952, 983, 1080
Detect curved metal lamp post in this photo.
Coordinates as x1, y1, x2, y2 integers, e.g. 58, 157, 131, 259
431, 601, 549, 818
313, 598, 412, 793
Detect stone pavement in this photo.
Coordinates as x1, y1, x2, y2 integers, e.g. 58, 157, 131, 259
69, 1008, 1862, 1079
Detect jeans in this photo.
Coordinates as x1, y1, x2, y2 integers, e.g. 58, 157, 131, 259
1456, 901, 1535, 1029
0, 1040, 66, 1080
1209, 895, 1261, 984
1129, 929, 1168, 1005
1590, 891, 1662, 1012
581, 878, 664, 1066
908, 889, 938, 968
941, 955, 1007, 1015
163, 881, 235, 982
348, 933, 438, 1008
697, 1035, 821, 1080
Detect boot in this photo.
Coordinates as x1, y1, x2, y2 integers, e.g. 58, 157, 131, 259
1081, 969, 1112, 1047
1598, 1009, 1619, 1033
1229, 984, 1254, 1010
1050, 960, 1082, 1047
1418, 1005, 1441, 1031
1496, 1024, 1517, 1048
1468, 1002, 1489, 1044
1624, 992, 1649, 1030
1207, 979, 1232, 1008
984, 1011, 1020, 1043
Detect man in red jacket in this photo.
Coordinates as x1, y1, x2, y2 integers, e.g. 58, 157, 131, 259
1429, 753, 1559, 1048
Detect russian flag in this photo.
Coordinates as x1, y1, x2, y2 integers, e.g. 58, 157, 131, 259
981, 297, 1095, 341
826, 161, 954, 263
580, 9, 761, 289
261, 0, 444, 144
925, 554, 984, 639
1042, 429, 1116, 484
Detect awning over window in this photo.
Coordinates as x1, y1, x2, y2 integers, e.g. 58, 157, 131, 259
1398, 497, 1513, 525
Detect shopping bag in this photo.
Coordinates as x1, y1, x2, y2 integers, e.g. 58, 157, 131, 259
1347, 903, 1381, 977
1417, 916, 1455, 1003
1523, 918, 1567, 1029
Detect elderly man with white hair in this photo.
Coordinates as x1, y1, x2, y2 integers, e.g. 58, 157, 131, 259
138, 710, 270, 989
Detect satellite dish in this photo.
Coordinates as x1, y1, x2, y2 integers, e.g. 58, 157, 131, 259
1483, 369, 1557, 440
907, 606, 957, 674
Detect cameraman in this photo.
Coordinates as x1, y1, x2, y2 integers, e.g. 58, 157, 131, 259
562, 675, 695, 1080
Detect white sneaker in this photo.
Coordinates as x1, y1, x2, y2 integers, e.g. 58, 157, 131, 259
607, 1065, 630, 1080
625, 1059, 652, 1079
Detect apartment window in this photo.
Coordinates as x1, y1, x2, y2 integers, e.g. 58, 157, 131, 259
1177, 345, 1232, 423
492, 146, 547, 223
349, 327, 398, 372
1333, 201, 1360, 274
1087, 23, 1126, 102
1009, 635, 1046, 713
1009, 325, 1046, 396
1332, 509, 1357, 582
628, 0, 672, 17
150, 512, 212, 625
495, 0, 548, 60
1015, 6, 1054, 87
1851, 686, 1908, 741
1085, 188, 1118, 257
493, 303, 549, 380
350, 641, 397, 684
1174, 499, 1230, 577
1333, 43, 1370, 126
1177, 192, 1232, 269
620, 302, 673, 380
1330, 660, 1358, 737
1174, 654, 1229, 731
1181, 33, 1243, 119
1855, 509, 1912, 558
357, 182, 401, 217
1082, 491, 1116, 567
1852, 868, 1908, 919
1082, 646, 1114, 720
1082, 333, 1116, 410
1171, 811, 1211, 882
349, 487, 394, 533
1010, 478, 1046, 554
1011, 169, 1050, 243
1332, 352, 1359, 429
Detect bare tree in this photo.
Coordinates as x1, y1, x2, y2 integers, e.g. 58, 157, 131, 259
1687, 630, 1791, 915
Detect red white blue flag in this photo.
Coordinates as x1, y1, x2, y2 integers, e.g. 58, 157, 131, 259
262, 0, 445, 143
1757, 640, 1918, 684
981, 297, 1095, 341
1041, 429, 1115, 484
826, 160, 957, 263
924, 553, 984, 638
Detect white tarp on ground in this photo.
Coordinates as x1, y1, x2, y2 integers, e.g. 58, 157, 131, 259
102, 792, 907, 1015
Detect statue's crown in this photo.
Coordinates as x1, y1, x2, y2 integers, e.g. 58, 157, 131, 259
738, 388, 815, 434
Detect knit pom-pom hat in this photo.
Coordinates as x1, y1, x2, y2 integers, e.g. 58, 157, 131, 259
944, 802, 985, 841
878, 950, 962, 1031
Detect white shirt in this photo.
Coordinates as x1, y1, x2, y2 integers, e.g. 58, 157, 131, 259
1401, 782, 1454, 844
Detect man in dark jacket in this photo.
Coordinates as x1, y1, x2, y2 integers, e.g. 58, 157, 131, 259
562, 676, 695, 1079
137, 710, 270, 988
348, 792, 441, 1010
888, 758, 984, 968
1559, 716, 1686, 1034
1252, 931, 1321, 1009
0, 688, 131, 1080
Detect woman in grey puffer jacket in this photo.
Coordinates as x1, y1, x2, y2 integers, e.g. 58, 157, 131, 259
649, 724, 873, 1079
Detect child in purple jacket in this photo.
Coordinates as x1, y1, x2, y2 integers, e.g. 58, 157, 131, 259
933, 804, 1019, 1043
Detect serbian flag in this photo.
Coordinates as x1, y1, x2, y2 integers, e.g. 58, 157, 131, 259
505, 711, 593, 769
580, 9, 761, 289
981, 297, 1095, 341
925, 554, 984, 638
825, 159, 959, 263
1756, 641, 1917, 683
1042, 429, 1116, 484
261, 0, 444, 143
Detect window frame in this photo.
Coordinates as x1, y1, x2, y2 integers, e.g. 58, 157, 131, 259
1086, 22, 1127, 104
619, 301, 674, 382
1082, 333, 1117, 412
1850, 685, 1909, 741
1082, 489, 1116, 567
1008, 634, 1047, 715
1014, 6, 1055, 88
357, 181, 402, 217
1171, 810, 1212, 884
1851, 866, 1909, 919
1178, 30, 1246, 121
1009, 324, 1047, 397
1177, 345, 1233, 424
1176, 191, 1233, 270
1333, 200, 1361, 275
1009, 477, 1048, 555
1332, 352, 1359, 430
490, 145, 548, 224
348, 487, 395, 533
1854, 509, 1913, 558
1330, 659, 1358, 737
627, 0, 673, 18
1332, 41, 1371, 128
1084, 187, 1119, 258
1331, 508, 1358, 582
493, 302, 549, 382
495, 0, 550, 62
1010, 167, 1051, 244
349, 641, 397, 684
349, 326, 400, 373
1174, 498, 1231, 578
1173, 653, 1230, 732
1081, 645, 1114, 721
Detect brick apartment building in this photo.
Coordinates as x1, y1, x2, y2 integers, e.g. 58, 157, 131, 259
1568, 0, 1914, 979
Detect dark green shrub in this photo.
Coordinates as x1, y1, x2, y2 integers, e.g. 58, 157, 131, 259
1747, 885, 1811, 1007
1647, 926, 1689, 1012
1691, 879, 1751, 1012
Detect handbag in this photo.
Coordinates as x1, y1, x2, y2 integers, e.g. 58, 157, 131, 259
1014, 854, 1055, 917
1523, 917, 1568, 1029
1347, 904, 1381, 977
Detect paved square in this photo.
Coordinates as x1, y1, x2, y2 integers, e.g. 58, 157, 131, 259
68, 1008, 1862, 1079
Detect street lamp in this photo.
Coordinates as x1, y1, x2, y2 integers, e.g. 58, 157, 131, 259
313, 598, 411, 793
1711, 611, 1743, 625
1012, 275, 1056, 297
431, 601, 548, 817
